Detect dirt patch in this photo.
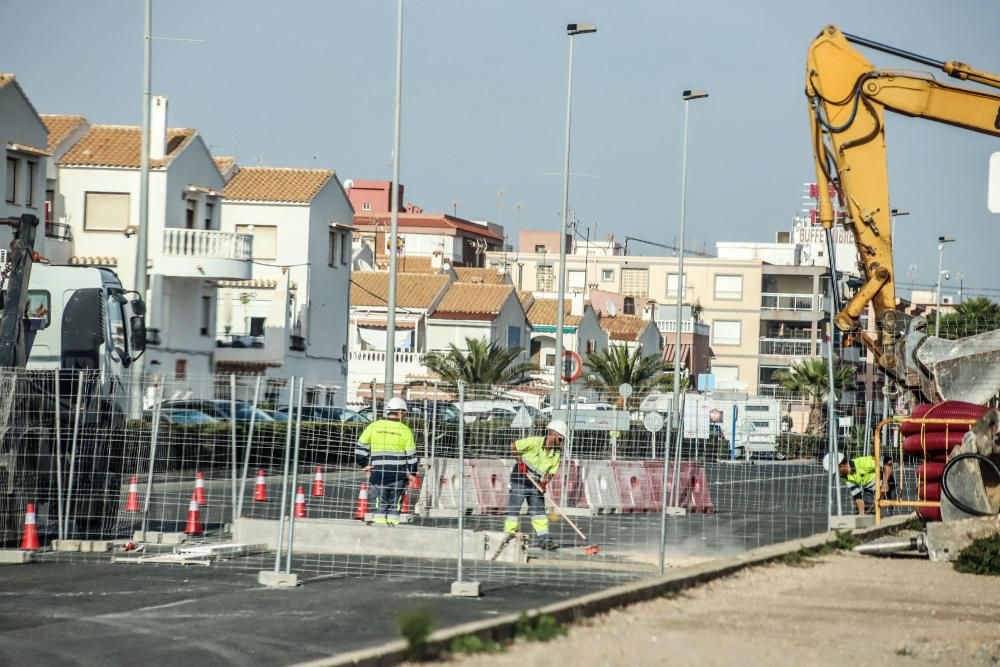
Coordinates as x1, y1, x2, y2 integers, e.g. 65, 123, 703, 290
449, 552, 1000, 666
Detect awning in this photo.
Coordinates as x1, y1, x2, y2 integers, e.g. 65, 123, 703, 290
357, 326, 413, 351
662, 343, 693, 368
355, 319, 416, 329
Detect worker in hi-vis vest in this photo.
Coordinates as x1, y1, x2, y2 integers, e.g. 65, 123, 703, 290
823, 451, 896, 516
504, 419, 567, 550
355, 397, 417, 525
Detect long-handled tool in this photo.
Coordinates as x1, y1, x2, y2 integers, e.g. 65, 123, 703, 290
525, 475, 600, 556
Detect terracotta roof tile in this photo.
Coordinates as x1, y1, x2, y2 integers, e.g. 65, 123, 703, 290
516, 290, 535, 309
0, 73, 15, 92
526, 298, 581, 327
374, 256, 442, 274
354, 213, 504, 241
223, 166, 332, 203
598, 315, 651, 341
213, 156, 236, 179
40, 114, 87, 152
58, 125, 196, 168
432, 283, 513, 320
454, 267, 507, 284
350, 272, 449, 309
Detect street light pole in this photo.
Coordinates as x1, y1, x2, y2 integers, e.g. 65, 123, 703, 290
957, 272, 965, 304
553, 23, 596, 410
672, 90, 708, 438
889, 208, 908, 248
384, 0, 404, 406
934, 236, 955, 337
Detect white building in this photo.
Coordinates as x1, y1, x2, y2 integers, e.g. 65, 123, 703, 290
215, 165, 354, 399
40, 114, 89, 265
520, 293, 607, 374
597, 313, 663, 359
51, 97, 251, 380
1, 74, 49, 254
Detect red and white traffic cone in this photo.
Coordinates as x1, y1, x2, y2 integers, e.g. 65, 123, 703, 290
294, 486, 307, 518
253, 470, 268, 502
400, 489, 410, 515
311, 467, 325, 497
125, 475, 141, 512
185, 494, 203, 535
20, 504, 39, 550
353, 483, 369, 520
193, 471, 207, 506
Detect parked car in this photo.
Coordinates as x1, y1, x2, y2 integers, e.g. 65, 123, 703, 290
461, 400, 542, 424
357, 402, 461, 424
158, 399, 275, 423
262, 409, 289, 422
143, 408, 219, 425
277, 405, 370, 424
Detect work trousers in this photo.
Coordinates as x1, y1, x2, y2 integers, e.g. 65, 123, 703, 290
504, 477, 549, 537
371, 477, 408, 525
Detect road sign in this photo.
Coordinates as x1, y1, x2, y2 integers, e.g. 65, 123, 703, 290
561, 350, 583, 383
511, 407, 534, 429
618, 383, 633, 399
643, 412, 665, 433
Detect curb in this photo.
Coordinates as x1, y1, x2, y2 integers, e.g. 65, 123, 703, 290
292, 514, 915, 667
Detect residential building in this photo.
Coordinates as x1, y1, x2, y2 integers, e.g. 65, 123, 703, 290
52, 96, 250, 381
343, 179, 403, 215
520, 293, 606, 375
425, 282, 529, 360
597, 314, 663, 358
1, 74, 49, 255
354, 212, 504, 268
215, 165, 354, 398
40, 113, 89, 264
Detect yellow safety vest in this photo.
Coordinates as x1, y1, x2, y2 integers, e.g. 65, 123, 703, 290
514, 436, 560, 478
356, 419, 416, 482
845, 456, 877, 489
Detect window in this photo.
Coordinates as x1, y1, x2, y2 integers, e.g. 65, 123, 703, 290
26, 161, 36, 207
744, 404, 770, 412
361, 202, 372, 211
712, 320, 742, 346
601, 268, 614, 282
714, 275, 743, 300
200, 295, 212, 336
621, 268, 648, 298
249, 316, 266, 337
185, 201, 196, 229
537, 265, 554, 291
507, 325, 520, 349
341, 231, 350, 264
586, 339, 596, 354
534, 244, 546, 253
544, 353, 555, 368
84, 192, 130, 231
666, 273, 688, 299
236, 224, 277, 260
175, 359, 187, 380
6, 157, 17, 203
204, 201, 215, 229
26, 291, 50, 329
713, 365, 739, 382
328, 230, 338, 267
568, 269, 586, 290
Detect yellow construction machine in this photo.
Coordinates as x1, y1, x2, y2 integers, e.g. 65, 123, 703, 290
806, 25, 1000, 404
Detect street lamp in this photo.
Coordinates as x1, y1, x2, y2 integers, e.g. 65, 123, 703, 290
384, 0, 405, 404
935, 235, 955, 337
889, 208, 909, 247
672, 89, 708, 437
957, 271, 965, 304
553, 22, 596, 410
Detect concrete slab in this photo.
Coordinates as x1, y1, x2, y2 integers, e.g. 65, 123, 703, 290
830, 514, 874, 530
927, 515, 1000, 561
0, 550, 35, 564
258, 570, 299, 587
232, 517, 528, 564
51, 540, 81, 552
450, 580, 481, 597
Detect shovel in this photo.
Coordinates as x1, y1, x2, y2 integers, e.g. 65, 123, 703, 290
526, 474, 600, 556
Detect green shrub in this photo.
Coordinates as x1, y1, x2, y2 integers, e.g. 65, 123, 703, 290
955, 534, 1000, 576
514, 612, 565, 643
449, 634, 503, 655
397, 606, 435, 661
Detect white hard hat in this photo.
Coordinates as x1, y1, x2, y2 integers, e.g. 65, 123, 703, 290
546, 419, 569, 439
386, 397, 408, 413
822, 451, 845, 472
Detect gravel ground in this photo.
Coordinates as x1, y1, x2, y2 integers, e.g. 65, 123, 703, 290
447, 551, 1000, 667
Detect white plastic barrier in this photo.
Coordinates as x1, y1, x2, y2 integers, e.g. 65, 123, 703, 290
580, 461, 622, 514
418, 458, 480, 516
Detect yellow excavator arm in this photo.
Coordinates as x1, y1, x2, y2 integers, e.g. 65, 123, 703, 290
806, 25, 1000, 378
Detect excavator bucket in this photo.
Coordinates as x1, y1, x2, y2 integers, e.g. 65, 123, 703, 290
915, 329, 1000, 405
940, 411, 1000, 522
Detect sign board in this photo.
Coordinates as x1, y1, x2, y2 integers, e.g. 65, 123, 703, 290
618, 383, 633, 399
709, 408, 723, 423
551, 409, 631, 432
561, 351, 583, 383
511, 407, 534, 429
643, 412, 665, 433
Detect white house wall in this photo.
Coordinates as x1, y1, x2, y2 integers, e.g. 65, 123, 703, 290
0, 83, 49, 250
490, 294, 530, 362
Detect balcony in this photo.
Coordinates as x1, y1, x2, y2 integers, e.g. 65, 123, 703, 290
655, 319, 710, 336
760, 292, 825, 323
758, 383, 801, 401
759, 338, 816, 356
349, 350, 425, 366
44, 221, 73, 241
157, 228, 253, 280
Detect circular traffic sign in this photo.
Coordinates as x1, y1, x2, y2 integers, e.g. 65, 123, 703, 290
618, 383, 633, 399
561, 350, 583, 383
643, 411, 665, 433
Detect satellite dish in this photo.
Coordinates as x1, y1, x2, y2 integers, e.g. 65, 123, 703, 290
343, 179, 354, 190
606, 302, 618, 317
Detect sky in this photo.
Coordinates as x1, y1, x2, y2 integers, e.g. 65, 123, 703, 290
3, 0, 999, 300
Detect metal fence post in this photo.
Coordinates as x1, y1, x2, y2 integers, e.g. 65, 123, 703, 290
230, 373, 238, 514
63, 371, 84, 538
52, 370, 64, 541
274, 377, 296, 573
669, 392, 685, 508
456, 380, 465, 582
286, 378, 305, 574
140, 379, 163, 541
237, 375, 262, 519
658, 423, 670, 575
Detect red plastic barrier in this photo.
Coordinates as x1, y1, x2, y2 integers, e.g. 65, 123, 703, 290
917, 462, 946, 484
902, 431, 967, 456
608, 461, 656, 512
686, 466, 716, 514
641, 462, 675, 512
468, 459, 510, 515
641, 461, 715, 513
546, 459, 587, 509
901, 401, 988, 435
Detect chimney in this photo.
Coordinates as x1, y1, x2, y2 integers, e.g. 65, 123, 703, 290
150, 95, 168, 160
430, 250, 443, 270
570, 291, 584, 317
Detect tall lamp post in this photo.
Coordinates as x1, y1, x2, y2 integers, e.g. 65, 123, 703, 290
889, 208, 908, 247
553, 22, 596, 410
384, 0, 405, 405
935, 235, 955, 337
672, 90, 708, 438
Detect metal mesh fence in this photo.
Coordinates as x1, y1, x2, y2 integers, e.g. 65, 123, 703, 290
0, 361, 994, 588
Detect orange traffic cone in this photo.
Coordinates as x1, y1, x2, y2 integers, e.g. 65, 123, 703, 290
400, 489, 410, 515
193, 471, 207, 506
311, 467, 325, 497
253, 470, 268, 502
353, 482, 369, 520
125, 475, 141, 512
185, 494, 203, 535
294, 486, 307, 518
20, 504, 39, 550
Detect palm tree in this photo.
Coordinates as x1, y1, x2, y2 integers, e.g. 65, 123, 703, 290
930, 297, 1000, 340
773, 357, 855, 436
423, 337, 538, 386
583, 345, 680, 404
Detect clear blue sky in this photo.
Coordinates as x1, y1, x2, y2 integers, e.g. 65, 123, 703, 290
4, 0, 998, 299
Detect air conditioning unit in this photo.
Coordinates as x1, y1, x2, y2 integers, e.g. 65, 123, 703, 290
941, 296, 954, 305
